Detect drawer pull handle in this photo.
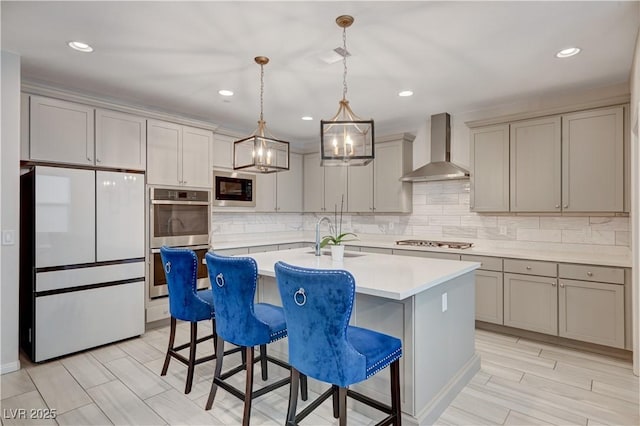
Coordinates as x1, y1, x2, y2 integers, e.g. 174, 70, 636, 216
587, 272, 593, 277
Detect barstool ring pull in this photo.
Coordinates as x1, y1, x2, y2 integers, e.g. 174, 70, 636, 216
215, 273, 225, 287
164, 261, 171, 274
294, 288, 307, 306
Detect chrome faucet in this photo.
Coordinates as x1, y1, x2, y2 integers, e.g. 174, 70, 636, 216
315, 216, 334, 256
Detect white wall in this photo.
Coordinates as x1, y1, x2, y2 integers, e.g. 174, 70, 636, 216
1, 51, 21, 374
629, 25, 640, 376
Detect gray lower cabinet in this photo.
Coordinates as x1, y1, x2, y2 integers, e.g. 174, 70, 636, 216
558, 263, 625, 348
504, 273, 558, 335
462, 254, 503, 325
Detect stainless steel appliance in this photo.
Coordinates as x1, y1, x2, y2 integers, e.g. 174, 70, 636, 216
150, 187, 210, 248
149, 244, 210, 298
395, 239, 473, 249
212, 170, 256, 207
149, 187, 211, 298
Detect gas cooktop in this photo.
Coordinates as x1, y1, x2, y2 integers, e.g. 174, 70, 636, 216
395, 239, 473, 249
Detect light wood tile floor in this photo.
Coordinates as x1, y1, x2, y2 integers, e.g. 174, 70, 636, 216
1, 323, 638, 425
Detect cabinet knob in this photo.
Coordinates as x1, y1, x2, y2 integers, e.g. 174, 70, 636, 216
87, 156, 92, 162
96, 158, 101, 163
563, 204, 568, 208
183, 180, 187, 184
555, 205, 560, 209
551, 282, 557, 287
587, 271, 593, 277
560, 283, 565, 288
526, 266, 532, 270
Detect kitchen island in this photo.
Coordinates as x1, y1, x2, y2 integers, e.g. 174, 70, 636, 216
243, 247, 481, 425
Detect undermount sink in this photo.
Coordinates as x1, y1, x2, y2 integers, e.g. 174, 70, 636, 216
306, 250, 365, 258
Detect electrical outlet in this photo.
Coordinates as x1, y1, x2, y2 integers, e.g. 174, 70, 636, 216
442, 292, 448, 312
499, 226, 507, 235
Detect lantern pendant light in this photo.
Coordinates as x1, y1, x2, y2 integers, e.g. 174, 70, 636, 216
320, 15, 374, 167
233, 56, 290, 173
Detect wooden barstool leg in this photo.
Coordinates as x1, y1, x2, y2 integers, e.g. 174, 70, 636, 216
211, 318, 218, 355
300, 373, 308, 401
185, 321, 197, 394
161, 317, 177, 376
206, 338, 226, 410
391, 359, 402, 426
242, 347, 255, 426
332, 385, 339, 418
286, 368, 300, 426
338, 386, 347, 426
260, 344, 268, 380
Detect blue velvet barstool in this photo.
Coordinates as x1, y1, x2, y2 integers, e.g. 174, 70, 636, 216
275, 261, 403, 426
159, 246, 228, 394
204, 252, 307, 426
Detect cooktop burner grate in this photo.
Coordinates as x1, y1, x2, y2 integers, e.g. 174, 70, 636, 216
395, 239, 473, 249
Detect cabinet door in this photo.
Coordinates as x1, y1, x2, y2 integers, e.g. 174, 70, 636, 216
510, 116, 561, 212
475, 270, 503, 324
559, 279, 624, 348
182, 126, 212, 188
374, 140, 412, 213
324, 167, 348, 213
470, 125, 509, 212
277, 153, 303, 212
96, 171, 145, 261
348, 161, 373, 212
255, 172, 277, 212
303, 153, 325, 212
30, 95, 94, 165
212, 133, 234, 169
504, 273, 557, 335
95, 109, 146, 170
562, 106, 624, 212
35, 167, 95, 267
147, 120, 181, 186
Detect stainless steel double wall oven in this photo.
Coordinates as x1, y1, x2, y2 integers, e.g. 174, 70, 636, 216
149, 187, 211, 298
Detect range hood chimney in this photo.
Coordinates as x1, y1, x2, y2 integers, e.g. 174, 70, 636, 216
400, 113, 470, 182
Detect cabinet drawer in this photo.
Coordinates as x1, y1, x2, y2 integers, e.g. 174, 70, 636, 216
558, 264, 624, 285
461, 255, 502, 271
504, 259, 557, 277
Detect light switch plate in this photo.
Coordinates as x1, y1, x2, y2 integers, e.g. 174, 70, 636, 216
2, 230, 15, 246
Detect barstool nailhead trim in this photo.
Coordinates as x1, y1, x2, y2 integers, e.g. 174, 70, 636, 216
165, 261, 171, 274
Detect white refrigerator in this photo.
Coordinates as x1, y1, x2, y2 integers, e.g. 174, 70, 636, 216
21, 166, 145, 362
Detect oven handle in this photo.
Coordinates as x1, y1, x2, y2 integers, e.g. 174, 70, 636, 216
151, 200, 210, 206
151, 245, 211, 254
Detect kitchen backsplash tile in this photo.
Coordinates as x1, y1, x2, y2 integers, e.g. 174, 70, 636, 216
211, 181, 630, 251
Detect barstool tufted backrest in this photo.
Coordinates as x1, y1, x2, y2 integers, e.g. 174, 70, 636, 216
274, 261, 367, 387
205, 252, 272, 347
160, 246, 213, 322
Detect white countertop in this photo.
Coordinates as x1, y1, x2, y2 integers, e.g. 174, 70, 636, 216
245, 247, 480, 301
212, 235, 632, 268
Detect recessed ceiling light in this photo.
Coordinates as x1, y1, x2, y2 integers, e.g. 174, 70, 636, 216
555, 47, 581, 58
398, 90, 414, 97
218, 89, 234, 96
301, 116, 313, 121
68, 41, 93, 53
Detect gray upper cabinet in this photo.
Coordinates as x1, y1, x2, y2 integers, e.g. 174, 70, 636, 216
303, 153, 325, 212
510, 116, 561, 212
347, 161, 373, 212
470, 124, 509, 212
470, 104, 625, 213
562, 106, 624, 212
373, 137, 413, 213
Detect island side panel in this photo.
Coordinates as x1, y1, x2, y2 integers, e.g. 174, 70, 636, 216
413, 270, 479, 423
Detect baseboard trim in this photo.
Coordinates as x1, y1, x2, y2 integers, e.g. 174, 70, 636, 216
1, 360, 21, 375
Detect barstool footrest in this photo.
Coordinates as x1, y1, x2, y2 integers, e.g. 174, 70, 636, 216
213, 375, 290, 401
294, 387, 334, 423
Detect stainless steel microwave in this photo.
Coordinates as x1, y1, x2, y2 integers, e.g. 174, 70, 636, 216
212, 170, 256, 207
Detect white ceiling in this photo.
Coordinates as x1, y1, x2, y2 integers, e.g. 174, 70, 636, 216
2, 1, 638, 148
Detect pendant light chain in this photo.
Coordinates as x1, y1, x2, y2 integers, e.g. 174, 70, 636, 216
342, 26, 348, 101
259, 62, 265, 122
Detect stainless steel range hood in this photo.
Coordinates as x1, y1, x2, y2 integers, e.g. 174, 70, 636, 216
400, 113, 470, 182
